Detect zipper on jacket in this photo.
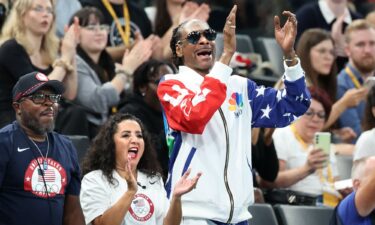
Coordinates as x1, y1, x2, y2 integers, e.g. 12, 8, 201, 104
218, 108, 234, 223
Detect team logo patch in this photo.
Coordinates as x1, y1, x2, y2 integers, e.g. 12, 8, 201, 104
228, 92, 243, 117
24, 157, 67, 198
35, 73, 48, 81
129, 193, 154, 221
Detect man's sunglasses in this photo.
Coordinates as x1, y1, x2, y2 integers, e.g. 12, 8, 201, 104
178, 28, 217, 45
21, 93, 62, 104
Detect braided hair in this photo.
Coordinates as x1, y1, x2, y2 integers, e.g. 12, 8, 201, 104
170, 21, 188, 67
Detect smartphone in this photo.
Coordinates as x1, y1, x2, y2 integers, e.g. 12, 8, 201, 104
364, 77, 375, 89
314, 132, 331, 155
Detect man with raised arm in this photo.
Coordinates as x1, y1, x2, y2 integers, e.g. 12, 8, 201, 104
157, 6, 311, 225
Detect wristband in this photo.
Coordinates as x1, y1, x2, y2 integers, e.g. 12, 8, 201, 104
53, 58, 74, 73
115, 68, 133, 87
283, 55, 299, 63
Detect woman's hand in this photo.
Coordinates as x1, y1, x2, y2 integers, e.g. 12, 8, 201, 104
61, 16, 80, 63
172, 168, 202, 198
120, 35, 154, 75
274, 11, 297, 60
331, 12, 347, 57
219, 5, 237, 65
305, 148, 328, 173
341, 87, 368, 108
122, 159, 138, 194
178, 2, 210, 25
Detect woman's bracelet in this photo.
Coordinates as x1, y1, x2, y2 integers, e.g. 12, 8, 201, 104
115, 68, 133, 85
283, 54, 299, 63
53, 58, 74, 73
115, 68, 132, 79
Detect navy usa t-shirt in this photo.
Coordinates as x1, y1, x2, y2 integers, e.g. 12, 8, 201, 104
0, 121, 81, 225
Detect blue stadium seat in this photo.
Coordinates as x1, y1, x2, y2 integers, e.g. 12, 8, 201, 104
66, 135, 90, 164
248, 203, 279, 225
274, 204, 334, 225
215, 33, 254, 57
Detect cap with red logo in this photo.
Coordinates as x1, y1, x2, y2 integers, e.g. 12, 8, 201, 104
12, 71, 65, 102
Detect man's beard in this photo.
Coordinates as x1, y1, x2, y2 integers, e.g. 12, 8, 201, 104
353, 55, 375, 74
20, 110, 55, 135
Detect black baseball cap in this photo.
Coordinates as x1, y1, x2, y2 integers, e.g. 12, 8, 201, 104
12, 71, 65, 102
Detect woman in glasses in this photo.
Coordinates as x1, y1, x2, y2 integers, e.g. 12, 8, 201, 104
0, 0, 79, 129
119, 59, 176, 178
269, 87, 341, 206
69, 7, 153, 138
297, 28, 367, 143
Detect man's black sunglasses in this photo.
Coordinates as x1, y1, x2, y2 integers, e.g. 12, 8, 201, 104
178, 28, 217, 45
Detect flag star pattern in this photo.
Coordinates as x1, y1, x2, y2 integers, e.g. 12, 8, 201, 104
255, 86, 266, 97
247, 77, 311, 127
261, 105, 272, 119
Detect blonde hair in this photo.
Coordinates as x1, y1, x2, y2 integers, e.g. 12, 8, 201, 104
344, 19, 374, 43
0, 0, 59, 65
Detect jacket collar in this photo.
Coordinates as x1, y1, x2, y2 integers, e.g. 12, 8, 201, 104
318, 0, 352, 24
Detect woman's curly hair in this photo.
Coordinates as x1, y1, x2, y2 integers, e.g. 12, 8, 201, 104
81, 113, 163, 185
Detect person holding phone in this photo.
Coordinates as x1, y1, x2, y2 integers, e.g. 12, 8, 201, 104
268, 87, 341, 206
337, 19, 375, 140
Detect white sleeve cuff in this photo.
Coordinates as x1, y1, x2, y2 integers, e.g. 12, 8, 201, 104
283, 58, 305, 82
207, 61, 233, 84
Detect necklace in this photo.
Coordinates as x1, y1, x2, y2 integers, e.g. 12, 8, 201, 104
29, 135, 50, 171
101, 0, 131, 47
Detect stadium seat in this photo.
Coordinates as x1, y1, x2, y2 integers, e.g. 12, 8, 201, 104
254, 37, 284, 77
215, 33, 255, 57
335, 154, 353, 180
248, 203, 279, 225
66, 135, 90, 164
274, 204, 334, 225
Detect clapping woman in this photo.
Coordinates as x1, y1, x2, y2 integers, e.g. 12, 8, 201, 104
80, 113, 201, 225
0, 0, 79, 128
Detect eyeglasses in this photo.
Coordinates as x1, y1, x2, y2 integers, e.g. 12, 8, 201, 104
31, 5, 54, 15
83, 24, 110, 32
178, 28, 217, 45
21, 93, 61, 104
304, 110, 326, 120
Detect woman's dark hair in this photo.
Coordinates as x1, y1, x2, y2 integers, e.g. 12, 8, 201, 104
133, 59, 176, 95
308, 86, 332, 121
69, 6, 105, 27
82, 113, 163, 185
69, 7, 116, 83
170, 21, 188, 67
154, 0, 172, 37
297, 28, 337, 103
362, 85, 375, 131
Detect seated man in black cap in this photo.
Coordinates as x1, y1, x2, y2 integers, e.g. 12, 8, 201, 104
0, 71, 85, 225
